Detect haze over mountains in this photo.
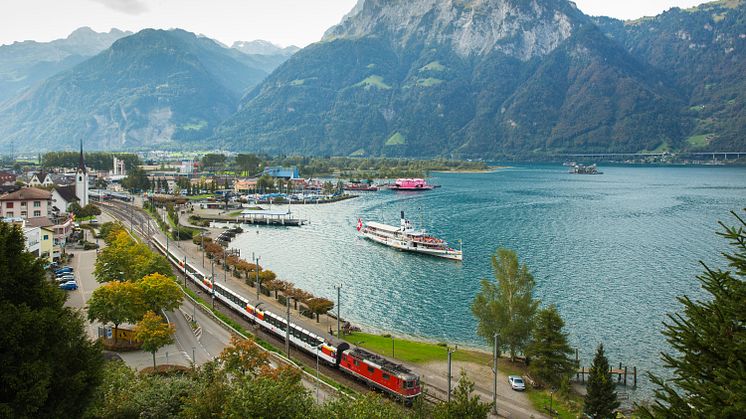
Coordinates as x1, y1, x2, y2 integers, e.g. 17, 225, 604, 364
0, 0, 744, 156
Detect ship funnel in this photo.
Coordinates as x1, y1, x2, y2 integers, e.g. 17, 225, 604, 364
400, 211, 405, 220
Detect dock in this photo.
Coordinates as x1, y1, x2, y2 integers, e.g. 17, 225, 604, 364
574, 350, 637, 387
236, 209, 307, 226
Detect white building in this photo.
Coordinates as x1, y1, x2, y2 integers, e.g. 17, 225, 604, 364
112, 156, 126, 176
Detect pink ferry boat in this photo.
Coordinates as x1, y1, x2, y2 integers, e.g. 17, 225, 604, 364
388, 178, 434, 191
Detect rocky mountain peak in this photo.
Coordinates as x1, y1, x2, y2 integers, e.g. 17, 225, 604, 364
324, 0, 582, 60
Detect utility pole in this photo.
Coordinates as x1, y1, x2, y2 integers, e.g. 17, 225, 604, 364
255, 255, 261, 300
201, 233, 205, 267
285, 296, 291, 356
336, 284, 341, 337
211, 260, 215, 309
447, 347, 454, 404
492, 333, 499, 415
183, 255, 187, 288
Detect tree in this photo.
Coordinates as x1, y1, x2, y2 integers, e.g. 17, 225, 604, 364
525, 305, 576, 389
0, 221, 103, 418
256, 174, 274, 193
584, 344, 619, 418
201, 153, 226, 172
235, 153, 261, 176
471, 248, 539, 361
432, 371, 491, 419
219, 335, 269, 378
94, 230, 172, 282
122, 166, 150, 192
305, 297, 335, 322
137, 273, 182, 313
87, 281, 144, 343
135, 311, 175, 369
639, 210, 746, 417
224, 366, 314, 418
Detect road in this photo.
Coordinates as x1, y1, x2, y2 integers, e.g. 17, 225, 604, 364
96, 202, 337, 402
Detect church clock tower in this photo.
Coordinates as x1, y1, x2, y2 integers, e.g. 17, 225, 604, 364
75, 140, 89, 207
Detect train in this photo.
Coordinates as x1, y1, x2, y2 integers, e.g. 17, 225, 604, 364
150, 236, 422, 401
90, 189, 133, 202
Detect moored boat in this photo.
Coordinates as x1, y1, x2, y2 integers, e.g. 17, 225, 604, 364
357, 212, 462, 261
388, 178, 435, 190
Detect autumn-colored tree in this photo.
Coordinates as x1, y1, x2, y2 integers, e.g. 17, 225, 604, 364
87, 281, 144, 343
218, 335, 269, 378
135, 311, 175, 369
263, 279, 284, 299
305, 297, 335, 322
204, 242, 224, 260
137, 273, 182, 313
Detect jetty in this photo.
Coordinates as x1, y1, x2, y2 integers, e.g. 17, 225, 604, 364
237, 208, 307, 226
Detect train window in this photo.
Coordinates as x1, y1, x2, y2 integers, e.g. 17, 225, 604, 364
367, 366, 375, 374
383, 373, 390, 380
353, 360, 359, 366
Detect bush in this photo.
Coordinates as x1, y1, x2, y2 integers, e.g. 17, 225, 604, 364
83, 242, 100, 250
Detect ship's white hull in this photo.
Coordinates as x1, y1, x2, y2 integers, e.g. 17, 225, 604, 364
361, 230, 462, 261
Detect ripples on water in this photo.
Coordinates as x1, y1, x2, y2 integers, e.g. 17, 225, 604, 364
230, 164, 746, 396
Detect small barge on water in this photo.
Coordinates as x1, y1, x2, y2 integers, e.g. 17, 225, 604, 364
358, 212, 462, 261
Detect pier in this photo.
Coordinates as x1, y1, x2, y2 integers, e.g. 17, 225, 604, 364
574, 350, 637, 387
236, 209, 307, 226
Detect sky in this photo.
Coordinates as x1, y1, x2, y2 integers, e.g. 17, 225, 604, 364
1, 0, 712, 48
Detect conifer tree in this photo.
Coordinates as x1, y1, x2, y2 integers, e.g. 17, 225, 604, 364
525, 305, 575, 388
0, 222, 103, 417
584, 343, 619, 418
639, 210, 746, 417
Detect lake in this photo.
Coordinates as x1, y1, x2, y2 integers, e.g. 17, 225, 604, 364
229, 164, 746, 395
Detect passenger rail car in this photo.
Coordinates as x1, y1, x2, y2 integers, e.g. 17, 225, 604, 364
151, 237, 422, 400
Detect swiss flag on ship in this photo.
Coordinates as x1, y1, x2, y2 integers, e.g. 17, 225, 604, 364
357, 218, 363, 231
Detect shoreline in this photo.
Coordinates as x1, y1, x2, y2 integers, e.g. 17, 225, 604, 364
431, 166, 509, 174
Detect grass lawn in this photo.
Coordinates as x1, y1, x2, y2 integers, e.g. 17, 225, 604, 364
687, 134, 711, 148
187, 194, 214, 201
346, 332, 493, 366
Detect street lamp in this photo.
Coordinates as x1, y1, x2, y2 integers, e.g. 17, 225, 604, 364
336, 284, 341, 337
255, 255, 261, 300
447, 346, 457, 404
492, 333, 499, 415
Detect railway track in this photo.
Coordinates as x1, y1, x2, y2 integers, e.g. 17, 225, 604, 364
100, 200, 419, 403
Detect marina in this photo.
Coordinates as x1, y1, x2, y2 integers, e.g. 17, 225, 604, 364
237, 208, 307, 226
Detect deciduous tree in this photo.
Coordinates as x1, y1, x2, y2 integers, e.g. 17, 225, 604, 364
584, 343, 619, 418
137, 273, 182, 313
306, 297, 335, 322
135, 311, 175, 369
525, 305, 576, 389
639, 210, 746, 417
87, 281, 144, 343
471, 248, 539, 360
219, 335, 269, 378
0, 222, 103, 418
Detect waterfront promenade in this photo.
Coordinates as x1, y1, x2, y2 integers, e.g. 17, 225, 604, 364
132, 200, 543, 418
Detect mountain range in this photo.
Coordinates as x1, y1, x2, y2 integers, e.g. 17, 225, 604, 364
0, 0, 744, 156
0, 29, 296, 151
0, 27, 131, 104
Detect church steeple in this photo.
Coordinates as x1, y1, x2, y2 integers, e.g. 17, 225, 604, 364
77, 139, 87, 174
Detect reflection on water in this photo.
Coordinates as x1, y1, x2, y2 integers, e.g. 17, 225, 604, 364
228, 164, 746, 395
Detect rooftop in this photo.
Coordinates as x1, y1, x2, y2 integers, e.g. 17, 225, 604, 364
0, 187, 53, 201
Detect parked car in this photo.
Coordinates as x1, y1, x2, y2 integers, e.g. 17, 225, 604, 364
508, 376, 526, 391
59, 281, 78, 290
90, 218, 98, 224
56, 271, 75, 278
56, 275, 75, 283
55, 267, 73, 275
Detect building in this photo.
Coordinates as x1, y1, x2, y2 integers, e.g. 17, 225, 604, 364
0, 171, 16, 185
75, 141, 89, 206
0, 187, 52, 219
51, 184, 78, 213
27, 172, 54, 187
234, 178, 258, 194
112, 156, 127, 176
262, 166, 299, 179
25, 215, 73, 260
2, 217, 55, 262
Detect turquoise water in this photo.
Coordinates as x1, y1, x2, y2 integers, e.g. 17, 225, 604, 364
230, 164, 746, 394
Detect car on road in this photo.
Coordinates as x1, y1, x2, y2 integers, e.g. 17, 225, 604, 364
90, 218, 98, 224
508, 375, 526, 391
59, 281, 78, 290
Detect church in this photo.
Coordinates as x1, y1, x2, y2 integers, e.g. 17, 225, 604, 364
75, 140, 89, 207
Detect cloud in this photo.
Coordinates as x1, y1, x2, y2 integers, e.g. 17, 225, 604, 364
89, 0, 149, 15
